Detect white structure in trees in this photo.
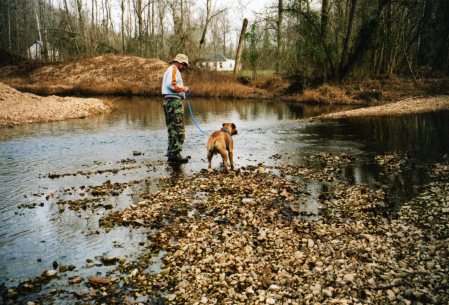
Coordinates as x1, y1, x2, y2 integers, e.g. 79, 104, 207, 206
28, 40, 59, 61
198, 53, 236, 72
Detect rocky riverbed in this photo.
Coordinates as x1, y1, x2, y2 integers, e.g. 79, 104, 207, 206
2, 153, 448, 305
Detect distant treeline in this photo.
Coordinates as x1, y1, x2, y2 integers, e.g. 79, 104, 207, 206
0, 0, 448, 83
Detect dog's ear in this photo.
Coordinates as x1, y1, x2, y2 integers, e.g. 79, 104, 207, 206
231, 123, 237, 135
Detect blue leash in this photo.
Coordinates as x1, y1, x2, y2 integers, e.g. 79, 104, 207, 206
186, 97, 208, 136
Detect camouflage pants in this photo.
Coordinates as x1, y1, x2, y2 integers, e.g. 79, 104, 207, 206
163, 98, 185, 157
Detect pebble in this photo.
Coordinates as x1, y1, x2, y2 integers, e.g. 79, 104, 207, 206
246, 287, 255, 294
307, 239, 315, 248
101, 256, 118, 263
266, 297, 276, 304
88, 276, 111, 285
343, 273, 355, 283
44, 270, 58, 277
387, 289, 396, 301
323, 288, 333, 297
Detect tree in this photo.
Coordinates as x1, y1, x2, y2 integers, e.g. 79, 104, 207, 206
199, 0, 226, 49
234, 18, 248, 76
338, 0, 357, 79
276, 0, 283, 74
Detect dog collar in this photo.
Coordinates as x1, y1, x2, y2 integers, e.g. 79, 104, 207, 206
221, 127, 231, 149
221, 127, 231, 135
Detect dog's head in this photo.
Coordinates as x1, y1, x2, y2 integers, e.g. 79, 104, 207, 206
222, 123, 238, 136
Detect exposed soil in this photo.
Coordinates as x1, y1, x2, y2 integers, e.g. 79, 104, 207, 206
0, 55, 167, 96
313, 96, 449, 120
0, 82, 111, 127
0, 54, 264, 98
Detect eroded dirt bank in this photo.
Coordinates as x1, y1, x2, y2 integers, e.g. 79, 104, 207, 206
313, 96, 449, 120
0, 54, 264, 98
1, 55, 167, 96
0, 82, 111, 127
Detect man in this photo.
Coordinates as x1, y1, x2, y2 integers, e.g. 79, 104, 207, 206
161, 53, 191, 163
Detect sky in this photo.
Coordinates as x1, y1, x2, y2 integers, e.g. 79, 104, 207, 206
218, 0, 275, 48
228, 0, 275, 22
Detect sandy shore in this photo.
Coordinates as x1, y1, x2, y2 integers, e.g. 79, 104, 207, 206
0, 82, 111, 128
313, 96, 449, 120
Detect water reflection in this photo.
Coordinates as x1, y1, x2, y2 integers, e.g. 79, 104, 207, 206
346, 112, 449, 158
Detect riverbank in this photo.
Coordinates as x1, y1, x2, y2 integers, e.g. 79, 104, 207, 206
1, 54, 448, 104
313, 96, 449, 120
1, 54, 449, 127
0, 82, 111, 128
0, 54, 264, 98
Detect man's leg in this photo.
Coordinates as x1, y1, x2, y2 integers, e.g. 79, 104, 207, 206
171, 100, 185, 156
164, 99, 187, 163
163, 100, 175, 157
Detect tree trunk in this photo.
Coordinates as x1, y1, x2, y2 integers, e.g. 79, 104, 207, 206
320, 0, 329, 40
121, 0, 125, 53
339, 0, 357, 79
134, 0, 143, 54
158, 0, 165, 58
432, 0, 449, 71
276, 0, 283, 74
91, 0, 95, 54
38, 0, 49, 61
63, 0, 80, 55
199, 0, 212, 48
75, 0, 84, 38
199, 0, 225, 49
339, 0, 390, 80
233, 18, 248, 76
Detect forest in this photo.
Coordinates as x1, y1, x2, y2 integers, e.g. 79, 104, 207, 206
1, 0, 449, 85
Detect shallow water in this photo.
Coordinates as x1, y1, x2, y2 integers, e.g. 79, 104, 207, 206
0, 96, 448, 291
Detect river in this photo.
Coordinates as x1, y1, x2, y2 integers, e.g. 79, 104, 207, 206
0, 97, 448, 298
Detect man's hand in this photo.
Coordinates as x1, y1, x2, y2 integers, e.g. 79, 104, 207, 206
184, 87, 191, 97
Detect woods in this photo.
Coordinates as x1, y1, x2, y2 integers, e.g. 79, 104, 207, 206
1, 0, 448, 83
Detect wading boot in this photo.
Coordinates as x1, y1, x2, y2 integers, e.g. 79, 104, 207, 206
167, 153, 189, 164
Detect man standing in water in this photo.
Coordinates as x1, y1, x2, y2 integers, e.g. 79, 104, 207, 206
162, 54, 191, 163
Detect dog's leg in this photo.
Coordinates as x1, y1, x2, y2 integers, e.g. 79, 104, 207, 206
229, 150, 235, 170
220, 151, 229, 173
207, 151, 213, 172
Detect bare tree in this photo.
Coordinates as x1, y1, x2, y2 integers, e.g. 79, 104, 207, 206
276, 0, 283, 74
199, 0, 226, 49
339, 0, 357, 78
121, 0, 126, 52
234, 18, 248, 76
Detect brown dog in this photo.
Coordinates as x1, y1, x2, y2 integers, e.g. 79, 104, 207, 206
207, 123, 238, 173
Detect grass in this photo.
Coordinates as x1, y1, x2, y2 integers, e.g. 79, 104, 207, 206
2, 54, 447, 104
188, 70, 265, 98
235, 69, 277, 79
